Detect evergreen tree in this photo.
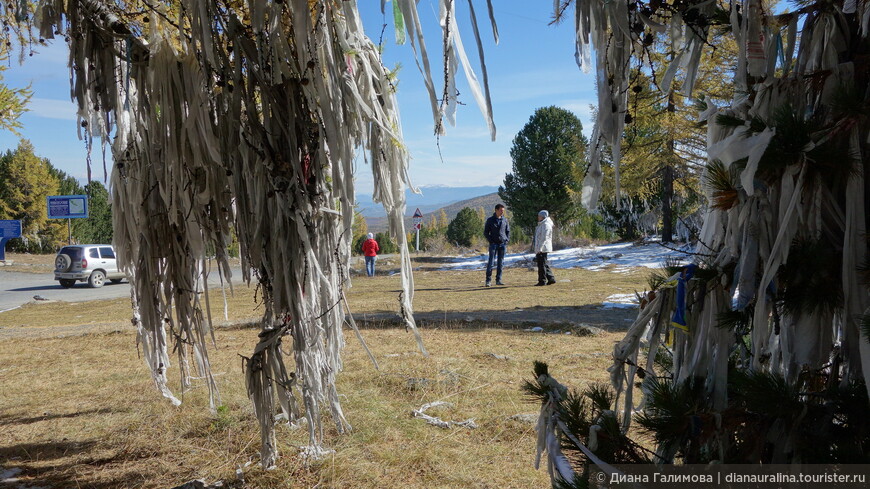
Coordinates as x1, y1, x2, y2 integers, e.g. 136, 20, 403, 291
499, 106, 587, 233
44, 163, 115, 246
445, 207, 482, 247
0, 140, 65, 252
374, 231, 398, 254
601, 36, 736, 242
47, 163, 86, 197
75, 181, 113, 244
352, 233, 367, 256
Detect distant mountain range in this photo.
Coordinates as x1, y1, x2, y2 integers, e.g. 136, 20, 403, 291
356, 185, 499, 219
364, 191, 505, 232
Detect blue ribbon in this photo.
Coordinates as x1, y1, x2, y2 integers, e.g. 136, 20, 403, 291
671, 263, 696, 332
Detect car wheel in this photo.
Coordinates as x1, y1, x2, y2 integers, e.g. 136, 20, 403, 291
55, 254, 72, 272
110, 278, 123, 284
59, 279, 76, 288
88, 270, 106, 288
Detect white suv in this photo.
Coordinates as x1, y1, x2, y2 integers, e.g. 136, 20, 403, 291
54, 244, 126, 288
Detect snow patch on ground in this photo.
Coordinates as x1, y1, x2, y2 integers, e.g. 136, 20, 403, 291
601, 293, 638, 309
437, 241, 688, 272
3, 462, 49, 489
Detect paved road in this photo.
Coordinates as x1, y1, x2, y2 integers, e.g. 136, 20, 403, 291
0, 268, 244, 313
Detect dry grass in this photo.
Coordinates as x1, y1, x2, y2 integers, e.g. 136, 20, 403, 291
0, 262, 651, 488
0, 284, 260, 332
351, 265, 648, 314
1, 264, 647, 331
0, 252, 244, 274
1, 252, 56, 274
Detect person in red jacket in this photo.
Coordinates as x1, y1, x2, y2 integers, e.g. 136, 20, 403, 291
362, 233, 380, 277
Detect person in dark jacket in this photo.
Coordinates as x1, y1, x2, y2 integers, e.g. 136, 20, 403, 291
483, 203, 510, 287
362, 233, 379, 277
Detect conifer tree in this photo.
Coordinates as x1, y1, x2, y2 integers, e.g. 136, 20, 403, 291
0, 140, 65, 252
603, 34, 737, 242
437, 209, 449, 231
47, 165, 86, 197
499, 106, 587, 233
75, 181, 113, 244
374, 231, 398, 254
446, 207, 482, 247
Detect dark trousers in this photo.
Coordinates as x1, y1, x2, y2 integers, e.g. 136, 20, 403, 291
486, 243, 506, 282
536, 252, 555, 284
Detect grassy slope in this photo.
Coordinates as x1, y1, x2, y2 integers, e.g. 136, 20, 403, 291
0, 262, 650, 488
1, 265, 647, 330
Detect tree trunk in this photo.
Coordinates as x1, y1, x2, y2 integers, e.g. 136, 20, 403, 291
661, 163, 673, 243
662, 92, 675, 243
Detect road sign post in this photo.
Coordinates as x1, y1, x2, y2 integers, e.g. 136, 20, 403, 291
0, 219, 22, 263
412, 208, 423, 252
47, 195, 89, 244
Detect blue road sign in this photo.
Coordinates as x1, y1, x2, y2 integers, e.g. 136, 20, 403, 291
0, 220, 21, 238
0, 220, 18, 261
48, 195, 89, 219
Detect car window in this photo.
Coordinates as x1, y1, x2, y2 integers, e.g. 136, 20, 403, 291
100, 247, 115, 259
59, 246, 82, 260
89, 248, 99, 259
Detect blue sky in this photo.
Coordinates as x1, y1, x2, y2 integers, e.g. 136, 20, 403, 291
0, 1, 596, 194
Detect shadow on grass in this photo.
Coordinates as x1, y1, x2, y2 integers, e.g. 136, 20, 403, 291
0, 407, 118, 427
0, 419, 205, 489
0, 440, 99, 464
410, 256, 464, 264
411, 286, 505, 292
1, 457, 157, 489
350, 304, 637, 333
1, 435, 189, 488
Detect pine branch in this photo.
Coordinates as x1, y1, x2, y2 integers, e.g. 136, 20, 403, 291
860, 315, 870, 344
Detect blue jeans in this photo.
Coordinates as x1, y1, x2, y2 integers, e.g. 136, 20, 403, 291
486, 243, 506, 283
365, 256, 376, 276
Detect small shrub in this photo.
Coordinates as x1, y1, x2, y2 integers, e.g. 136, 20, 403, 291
421, 234, 450, 254
211, 404, 235, 431
553, 235, 592, 250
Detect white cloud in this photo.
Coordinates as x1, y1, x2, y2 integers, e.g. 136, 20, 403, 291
27, 97, 77, 120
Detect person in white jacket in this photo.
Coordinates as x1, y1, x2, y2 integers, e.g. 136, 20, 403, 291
533, 210, 556, 286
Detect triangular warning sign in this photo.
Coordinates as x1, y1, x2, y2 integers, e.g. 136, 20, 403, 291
412, 208, 423, 218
